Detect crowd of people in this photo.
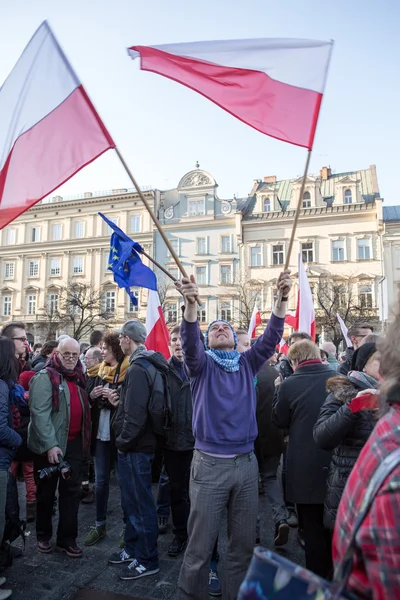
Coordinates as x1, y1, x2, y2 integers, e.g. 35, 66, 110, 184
0, 270, 398, 599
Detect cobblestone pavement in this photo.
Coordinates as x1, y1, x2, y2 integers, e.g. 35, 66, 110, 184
7, 477, 304, 600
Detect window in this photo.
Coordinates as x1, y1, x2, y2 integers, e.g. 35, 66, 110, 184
188, 199, 205, 216
168, 267, 179, 280
166, 303, 178, 323
263, 197, 271, 212
75, 221, 85, 238
52, 224, 62, 241
29, 260, 39, 277
130, 216, 141, 234
73, 257, 84, 274
27, 294, 37, 315
302, 191, 311, 208
107, 217, 119, 235
332, 240, 345, 262
104, 290, 116, 313
198, 307, 207, 323
168, 239, 179, 257
4, 263, 14, 279
196, 266, 207, 285
250, 247, 262, 267
344, 189, 352, 204
196, 237, 207, 255
31, 227, 40, 242
48, 293, 59, 313
2, 296, 11, 317
301, 242, 314, 263
50, 258, 61, 276
220, 301, 232, 322
6, 229, 16, 245
357, 238, 371, 261
359, 285, 373, 309
221, 235, 231, 253
221, 265, 232, 284
128, 289, 140, 313
272, 244, 284, 266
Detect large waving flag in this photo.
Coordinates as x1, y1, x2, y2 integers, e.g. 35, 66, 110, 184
146, 290, 170, 359
0, 22, 115, 230
99, 212, 157, 305
297, 255, 316, 339
128, 38, 333, 149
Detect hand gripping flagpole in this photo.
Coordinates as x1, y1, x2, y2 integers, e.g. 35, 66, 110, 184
114, 147, 202, 305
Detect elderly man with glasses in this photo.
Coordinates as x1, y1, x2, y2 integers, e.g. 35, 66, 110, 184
28, 337, 91, 558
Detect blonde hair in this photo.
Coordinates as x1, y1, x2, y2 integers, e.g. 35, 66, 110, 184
287, 339, 321, 365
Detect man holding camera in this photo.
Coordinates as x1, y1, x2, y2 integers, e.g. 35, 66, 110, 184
28, 337, 91, 558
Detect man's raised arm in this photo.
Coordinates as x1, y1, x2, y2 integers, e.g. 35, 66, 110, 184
175, 275, 206, 376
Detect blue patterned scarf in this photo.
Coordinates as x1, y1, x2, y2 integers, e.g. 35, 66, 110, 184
204, 320, 241, 373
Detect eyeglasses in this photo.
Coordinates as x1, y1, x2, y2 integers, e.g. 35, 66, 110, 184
12, 336, 28, 342
60, 352, 79, 360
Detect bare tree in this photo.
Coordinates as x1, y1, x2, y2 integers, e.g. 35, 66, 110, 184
315, 273, 378, 349
232, 277, 268, 329
155, 271, 175, 312
40, 297, 63, 341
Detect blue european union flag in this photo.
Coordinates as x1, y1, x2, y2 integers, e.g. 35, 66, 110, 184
98, 212, 157, 305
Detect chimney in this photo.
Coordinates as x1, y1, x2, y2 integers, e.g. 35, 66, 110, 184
263, 175, 277, 183
320, 166, 331, 180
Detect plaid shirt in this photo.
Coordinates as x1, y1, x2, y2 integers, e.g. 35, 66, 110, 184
332, 404, 400, 600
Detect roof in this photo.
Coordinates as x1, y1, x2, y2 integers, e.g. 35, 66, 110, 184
383, 206, 400, 222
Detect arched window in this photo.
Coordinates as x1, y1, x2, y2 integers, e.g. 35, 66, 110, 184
344, 189, 352, 204
263, 197, 271, 212
302, 191, 311, 208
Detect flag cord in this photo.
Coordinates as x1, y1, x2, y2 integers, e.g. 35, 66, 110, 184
276, 149, 312, 306
114, 147, 202, 305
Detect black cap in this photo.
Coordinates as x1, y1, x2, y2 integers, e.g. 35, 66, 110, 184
351, 342, 377, 372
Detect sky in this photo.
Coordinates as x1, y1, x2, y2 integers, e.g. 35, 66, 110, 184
1, 0, 399, 204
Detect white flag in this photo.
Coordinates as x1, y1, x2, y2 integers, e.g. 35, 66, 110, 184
337, 313, 351, 347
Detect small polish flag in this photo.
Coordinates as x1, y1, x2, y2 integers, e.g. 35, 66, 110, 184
128, 38, 333, 150
145, 290, 171, 359
297, 255, 316, 339
0, 22, 115, 230
248, 305, 262, 339
278, 338, 289, 355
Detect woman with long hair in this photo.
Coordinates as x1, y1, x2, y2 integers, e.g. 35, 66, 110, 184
0, 337, 23, 599
84, 332, 130, 546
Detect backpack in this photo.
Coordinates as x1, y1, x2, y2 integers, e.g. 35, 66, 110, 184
133, 358, 172, 437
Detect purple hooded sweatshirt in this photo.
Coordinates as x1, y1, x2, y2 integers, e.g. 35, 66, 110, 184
181, 313, 284, 455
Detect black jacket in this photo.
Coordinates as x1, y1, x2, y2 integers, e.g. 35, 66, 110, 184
255, 363, 284, 460
278, 356, 293, 380
337, 347, 354, 376
272, 362, 336, 504
113, 349, 169, 454
165, 357, 194, 452
313, 375, 378, 530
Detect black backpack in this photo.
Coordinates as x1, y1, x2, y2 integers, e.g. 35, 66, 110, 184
134, 358, 172, 437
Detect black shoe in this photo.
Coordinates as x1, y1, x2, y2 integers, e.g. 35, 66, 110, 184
158, 516, 168, 534
274, 519, 289, 546
167, 536, 187, 557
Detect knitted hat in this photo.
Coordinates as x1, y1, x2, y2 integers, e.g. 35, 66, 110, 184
204, 320, 238, 350
352, 342, 377, 372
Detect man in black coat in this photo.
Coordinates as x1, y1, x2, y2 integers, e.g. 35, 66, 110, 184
272, 339, 336, 579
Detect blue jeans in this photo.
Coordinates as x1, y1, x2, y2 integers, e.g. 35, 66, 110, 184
118, 451, 158, 569
94, 440, 111, 525
156, 462, 171, 518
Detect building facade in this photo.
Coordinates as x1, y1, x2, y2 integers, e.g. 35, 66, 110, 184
382, 206, 400, 321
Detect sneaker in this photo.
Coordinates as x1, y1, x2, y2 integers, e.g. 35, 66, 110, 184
108, 549, 133, 564
37, 540, 52, 554
0, 589, 12, 600
119, 559, 160, 580
167, 536, 187, 557
158, 515, 168, 534
286, 509, 299, 528
84, 524, 106, 546
56, 543, 83, 558
0, 577, 6, 587
119, 527, 125, 549
209, 569, 222, 597
274, 519, 290, 546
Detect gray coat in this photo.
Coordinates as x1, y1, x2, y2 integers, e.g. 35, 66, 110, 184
272, 362, 336, 504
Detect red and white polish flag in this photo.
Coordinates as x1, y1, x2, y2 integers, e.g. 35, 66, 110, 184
0, 21, 115, 230
145, 289, 171, 359
297, 254, 316, 339
248, 304, 262, 339
128, 38, 333, 149
278, 338, 289, 355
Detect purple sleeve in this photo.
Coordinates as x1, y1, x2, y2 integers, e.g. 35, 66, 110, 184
181, 318, 206, 377
245, 313, 284, 375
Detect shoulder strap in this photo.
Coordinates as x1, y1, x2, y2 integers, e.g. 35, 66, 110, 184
333, 443, 400, 596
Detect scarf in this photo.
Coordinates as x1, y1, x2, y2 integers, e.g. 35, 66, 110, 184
297, 358, 323, 368
99, 356, 130, 384
45, 353, 91, 455
9, 382, 27, 429
204, 320, 241, 373
86, 363, 101, 378
348, 370, 380, 390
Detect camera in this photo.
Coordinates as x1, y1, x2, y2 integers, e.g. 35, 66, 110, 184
39, 455, 72, 480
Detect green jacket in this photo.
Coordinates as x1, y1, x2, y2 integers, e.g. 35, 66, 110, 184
28, 370, 86, 456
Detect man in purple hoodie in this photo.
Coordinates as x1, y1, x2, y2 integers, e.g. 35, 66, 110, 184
176, 271, 292, 600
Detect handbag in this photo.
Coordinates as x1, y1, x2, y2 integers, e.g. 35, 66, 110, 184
238, 446, 400, 600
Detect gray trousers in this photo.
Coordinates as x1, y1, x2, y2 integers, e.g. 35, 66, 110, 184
258, 454, 286, 525
178, 450, 258, 600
